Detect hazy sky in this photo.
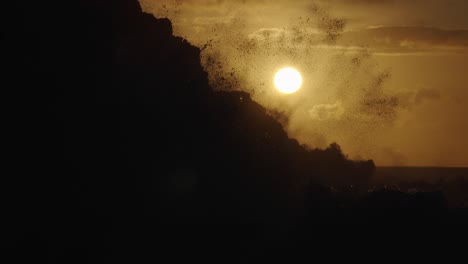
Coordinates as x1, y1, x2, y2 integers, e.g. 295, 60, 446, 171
140, 0, 468, 167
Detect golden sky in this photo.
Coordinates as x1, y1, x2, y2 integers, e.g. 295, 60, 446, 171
140, 0, 468, 167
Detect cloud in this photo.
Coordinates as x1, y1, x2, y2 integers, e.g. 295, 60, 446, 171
414, 88, 441, 104
339, 27, 468, 54
379, 147, 408, 166
142, 0, 468, 53
224, 25, 468, 55
396, 87, 442, 110
248, 28, 288, 41
309, 102, 345, 121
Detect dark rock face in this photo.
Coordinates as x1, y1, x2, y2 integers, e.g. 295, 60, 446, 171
6, 0, 461, 262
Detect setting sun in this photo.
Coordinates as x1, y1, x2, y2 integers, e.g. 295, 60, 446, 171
274, 67, 303, 94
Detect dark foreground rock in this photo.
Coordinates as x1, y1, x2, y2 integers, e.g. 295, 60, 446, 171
4, 0, 466, 263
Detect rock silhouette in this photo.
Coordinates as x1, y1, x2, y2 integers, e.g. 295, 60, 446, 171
5, 0, 466, 263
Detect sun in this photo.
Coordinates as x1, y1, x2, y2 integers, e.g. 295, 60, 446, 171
274, 67, 303, 94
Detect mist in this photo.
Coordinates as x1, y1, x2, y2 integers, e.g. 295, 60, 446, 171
140, 0, 419, 165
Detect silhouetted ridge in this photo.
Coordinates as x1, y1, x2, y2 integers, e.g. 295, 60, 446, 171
7, 0, 463, 262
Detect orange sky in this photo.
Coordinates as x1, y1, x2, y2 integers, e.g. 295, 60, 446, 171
140, 0, 468, 167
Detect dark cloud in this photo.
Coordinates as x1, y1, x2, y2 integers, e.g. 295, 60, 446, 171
308, 3, 346, 43
339, 26, 468, 53
329, 0, 395, 4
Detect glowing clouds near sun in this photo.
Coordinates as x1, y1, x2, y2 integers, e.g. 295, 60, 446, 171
274, 67, 303, 94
